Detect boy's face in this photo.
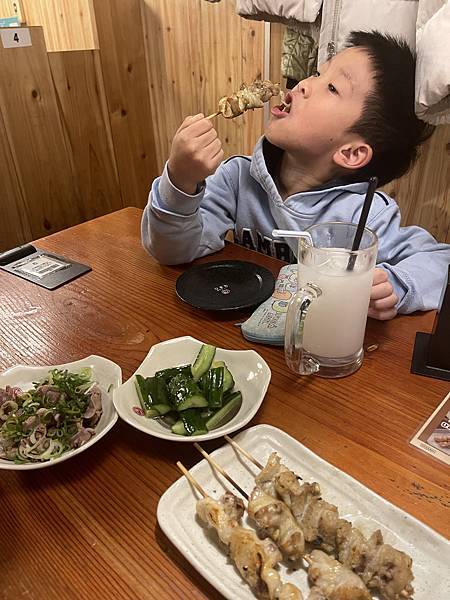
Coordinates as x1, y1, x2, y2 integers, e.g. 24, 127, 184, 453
265, 47, 374, 159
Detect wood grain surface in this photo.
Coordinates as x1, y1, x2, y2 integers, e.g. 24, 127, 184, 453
92, 0, 159, 208
0, 26, 83, 241
49, 49, 123, 219
0, 208, 448, 600
20, 0, 98, 51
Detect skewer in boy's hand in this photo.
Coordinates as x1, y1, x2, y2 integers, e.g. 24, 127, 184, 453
168, 114, 224, 196
368, 268, 398, 320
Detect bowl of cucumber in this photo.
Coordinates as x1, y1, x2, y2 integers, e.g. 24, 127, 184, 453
113, 336, 271, 441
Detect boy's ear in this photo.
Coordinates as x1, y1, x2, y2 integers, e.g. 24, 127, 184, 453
333, 141, 373, 171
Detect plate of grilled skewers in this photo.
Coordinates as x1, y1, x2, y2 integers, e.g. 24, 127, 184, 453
157, 424, 450, 600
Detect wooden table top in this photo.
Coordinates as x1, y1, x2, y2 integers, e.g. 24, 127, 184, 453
1, 207, 448, 600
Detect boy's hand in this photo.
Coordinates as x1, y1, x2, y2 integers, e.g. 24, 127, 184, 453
368, 268, 398, 320
168, 114, 224, 195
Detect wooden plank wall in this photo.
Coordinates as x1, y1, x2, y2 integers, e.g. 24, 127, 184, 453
0, 2, 448, 252
383, 125, 450, 244
0, 27, 83, 240
0, 27, 124, 249
92, 0, 158, 208
0, 1, 24, 22
48, 50, 122, 217
21, 0, 97, 51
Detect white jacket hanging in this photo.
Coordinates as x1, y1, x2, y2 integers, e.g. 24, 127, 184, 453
235, 0, 322, 24
415, 0, 450, 124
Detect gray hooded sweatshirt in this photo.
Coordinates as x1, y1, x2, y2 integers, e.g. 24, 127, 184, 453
142, 137, 450, 314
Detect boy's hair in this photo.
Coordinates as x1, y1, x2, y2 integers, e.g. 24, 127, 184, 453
345, 31, 434, 187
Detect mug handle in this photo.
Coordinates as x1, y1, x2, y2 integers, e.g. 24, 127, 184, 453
284, 283, 322, 375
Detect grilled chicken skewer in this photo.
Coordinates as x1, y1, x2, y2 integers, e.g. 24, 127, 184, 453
225, 441, 414, 600
192, 446, 373, 600
176, 461, 303, 600
207, 79, 281, 119
305, 551, 372, 600
194, 442, 305, 562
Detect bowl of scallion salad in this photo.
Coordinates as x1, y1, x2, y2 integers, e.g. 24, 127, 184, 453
0, 356, 121, 470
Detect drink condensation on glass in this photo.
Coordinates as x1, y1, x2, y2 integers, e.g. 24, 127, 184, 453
284, 222, 378, 378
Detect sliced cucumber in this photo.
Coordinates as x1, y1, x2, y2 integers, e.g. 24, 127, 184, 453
212, 360, 234, 392
150, 403, 172, 416
171, 410, 208, 436
155, 365, 191, 382
171, 420, 188, 435
182, 409, 208, 436
191, 344, 216, 381
135, 376, 147, 408
205, 392, 242, 431
204, 366, 224, 409
168, 373, 208, 411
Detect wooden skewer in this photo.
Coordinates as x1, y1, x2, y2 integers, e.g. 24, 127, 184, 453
224, 434, 263, 470
176, 461, 207, 498
224, 435, 303, 480
206, 111, 221, 120
193, 442, 248, 500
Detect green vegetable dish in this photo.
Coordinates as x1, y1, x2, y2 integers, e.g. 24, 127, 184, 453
0, 368, 102, 463
135, 344, 243, 436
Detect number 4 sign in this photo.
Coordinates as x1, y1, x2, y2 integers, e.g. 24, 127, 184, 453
1, 27, 32, 48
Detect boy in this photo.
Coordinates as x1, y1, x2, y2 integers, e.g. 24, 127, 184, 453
142, 31, 450, 320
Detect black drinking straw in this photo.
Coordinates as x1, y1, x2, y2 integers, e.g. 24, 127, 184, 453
347, 176, 378, 271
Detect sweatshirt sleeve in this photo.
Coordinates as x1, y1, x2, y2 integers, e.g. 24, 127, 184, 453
141, 161, 238, 265
367, 203, 450, 313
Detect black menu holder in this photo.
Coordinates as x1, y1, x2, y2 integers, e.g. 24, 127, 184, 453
0, 244, 91, 290
411, 265, 450, 381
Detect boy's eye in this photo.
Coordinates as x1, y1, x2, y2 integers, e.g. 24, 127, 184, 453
328, 83, 338, 94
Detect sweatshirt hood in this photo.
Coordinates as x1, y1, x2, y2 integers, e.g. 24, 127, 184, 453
249, 136, 371, 213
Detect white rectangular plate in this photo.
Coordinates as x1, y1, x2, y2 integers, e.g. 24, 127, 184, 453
157, 424, 450, 599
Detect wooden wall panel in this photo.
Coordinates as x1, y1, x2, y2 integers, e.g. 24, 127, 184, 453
21, 0, 97, 51
0, 0, 23, 21
141, 0, 264, 171
270, 23, 284, 88
0, 27, 83, 241
0, 109, 32, 251
48, 50, 123, 220
92, 0, 158, 208
383, 124, 450, 243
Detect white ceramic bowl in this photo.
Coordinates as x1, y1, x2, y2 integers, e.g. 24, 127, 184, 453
0, 356, 122, 470
113, 336, 271, 442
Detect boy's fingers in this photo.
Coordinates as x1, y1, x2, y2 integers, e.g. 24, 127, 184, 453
197, 128, 218, 147
369, 293, 399, 311
368, 306, 397, 321
372, 268, 388, 285
203, 136, 222, 154
207, 147, 224, 169
181, 116, 216, 139
370, 281, 393, 301
178, 113, 205, 132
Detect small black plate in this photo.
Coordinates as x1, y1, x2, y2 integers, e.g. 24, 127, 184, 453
176, 260, 275, 311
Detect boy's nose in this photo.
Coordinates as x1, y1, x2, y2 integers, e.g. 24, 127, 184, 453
293, 79, 311, 99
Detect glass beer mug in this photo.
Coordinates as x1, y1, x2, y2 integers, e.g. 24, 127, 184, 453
284, 222, 378, 378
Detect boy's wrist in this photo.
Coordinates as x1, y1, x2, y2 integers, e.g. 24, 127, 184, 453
167, 164, 199, 196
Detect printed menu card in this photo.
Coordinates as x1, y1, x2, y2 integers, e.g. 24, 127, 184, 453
410, 391, 450, 465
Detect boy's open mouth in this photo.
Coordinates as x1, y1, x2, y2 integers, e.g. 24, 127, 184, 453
271, 91, 292, 117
